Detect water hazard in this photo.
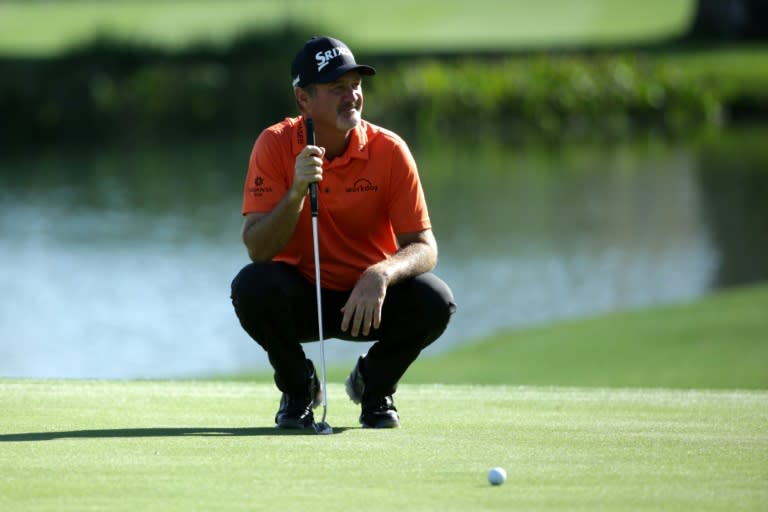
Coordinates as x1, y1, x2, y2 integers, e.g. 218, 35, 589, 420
1, 127, 766, 378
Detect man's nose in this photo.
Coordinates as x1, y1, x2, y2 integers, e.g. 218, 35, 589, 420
341, 86, 358, 102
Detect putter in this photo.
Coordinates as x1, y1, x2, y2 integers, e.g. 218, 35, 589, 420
306, 118, 333, 435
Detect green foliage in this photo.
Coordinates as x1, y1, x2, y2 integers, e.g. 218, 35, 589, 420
365, 53, 731, 139
2, 31, 768, 149
0, 29, 306, 148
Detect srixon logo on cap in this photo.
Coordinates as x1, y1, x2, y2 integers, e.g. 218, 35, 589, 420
315, 46, 352, 71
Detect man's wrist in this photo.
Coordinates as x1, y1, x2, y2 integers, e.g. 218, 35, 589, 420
286, 184, 307, 204
365, 264, 392, 287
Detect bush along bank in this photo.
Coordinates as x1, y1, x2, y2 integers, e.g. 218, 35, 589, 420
0, 30, 302, 150
2, 38, 767, 149
365, 53, 765, 140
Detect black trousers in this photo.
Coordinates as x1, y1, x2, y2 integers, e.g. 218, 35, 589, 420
231, 262, 456, 397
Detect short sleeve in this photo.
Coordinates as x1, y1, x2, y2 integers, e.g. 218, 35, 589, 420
241, 129, 291, 215
387, 140, 431, 233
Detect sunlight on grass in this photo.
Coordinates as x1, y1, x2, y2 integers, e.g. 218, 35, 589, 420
1, 381, 765, 511
0, 0, 694, 56
404, 284, 768, 389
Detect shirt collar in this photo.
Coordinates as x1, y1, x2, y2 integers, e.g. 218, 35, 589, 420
292, 116, 370, 166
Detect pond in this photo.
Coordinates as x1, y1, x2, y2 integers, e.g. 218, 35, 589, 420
1, 125, 766, 378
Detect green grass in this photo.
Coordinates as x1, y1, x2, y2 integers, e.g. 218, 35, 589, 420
0, 0, 694, 56
1, 380, 766, 511
654, 46, 768, 99
401, 283, 768, 389
2, 285, 766, 509
1, 3, 764, 505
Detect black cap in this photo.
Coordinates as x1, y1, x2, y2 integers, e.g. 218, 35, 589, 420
291, 36, 376, 88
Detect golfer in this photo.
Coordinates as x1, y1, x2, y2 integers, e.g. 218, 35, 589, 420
230, 36, 456, 429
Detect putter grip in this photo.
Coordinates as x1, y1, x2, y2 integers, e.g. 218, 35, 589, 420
306, 118, 318, 216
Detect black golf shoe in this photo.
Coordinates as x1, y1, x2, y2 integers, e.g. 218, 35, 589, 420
344, 356, 365, 404
360, 394, 400, 429
275, 360, 322, 429
345, 356, 400, 428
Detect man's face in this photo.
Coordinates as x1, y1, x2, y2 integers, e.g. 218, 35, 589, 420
304, 71, 363, 132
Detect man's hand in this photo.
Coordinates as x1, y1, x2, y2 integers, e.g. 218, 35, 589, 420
341, 268, 388, 337
339, 230, 438, 336
241, 145, 326, 262
292, 145, 325, 197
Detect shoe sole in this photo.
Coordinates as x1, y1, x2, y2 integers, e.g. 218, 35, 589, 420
276, 417, 315, 429
361, 418, 401, 429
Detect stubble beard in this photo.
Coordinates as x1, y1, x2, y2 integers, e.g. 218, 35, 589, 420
336, 104, 362, 131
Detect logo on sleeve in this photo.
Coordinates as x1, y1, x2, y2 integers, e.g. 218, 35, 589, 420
248, 176, 273, 197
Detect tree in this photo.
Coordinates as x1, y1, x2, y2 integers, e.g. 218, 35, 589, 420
689, 0, 768, 40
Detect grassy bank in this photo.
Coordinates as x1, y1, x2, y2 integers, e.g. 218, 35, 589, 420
0, 0, 693, 56
402, 283, 768, 389
1, 381, 766, 511
3, 40, 768, 150
366, 47, 768, 140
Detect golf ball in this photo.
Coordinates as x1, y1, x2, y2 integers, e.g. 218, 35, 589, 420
488, 467, 507, 486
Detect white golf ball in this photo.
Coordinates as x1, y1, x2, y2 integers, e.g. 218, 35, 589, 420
488, 467, 507, 486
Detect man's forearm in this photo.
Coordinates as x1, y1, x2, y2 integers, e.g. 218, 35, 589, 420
367, 236, 437, 287
242, 189, 305, 261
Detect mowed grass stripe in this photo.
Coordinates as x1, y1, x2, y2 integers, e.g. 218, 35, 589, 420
0, 0, 693, 55
1, 380, 766, 511
403, 283, 768, 389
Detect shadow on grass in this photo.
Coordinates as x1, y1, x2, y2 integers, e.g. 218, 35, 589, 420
0, 426, 356, 441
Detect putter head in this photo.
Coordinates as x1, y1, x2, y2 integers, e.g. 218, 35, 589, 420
313, 421, 333, 435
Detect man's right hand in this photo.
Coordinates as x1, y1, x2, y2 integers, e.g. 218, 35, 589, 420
242, 144, 326, 262
292, 145, 325, 197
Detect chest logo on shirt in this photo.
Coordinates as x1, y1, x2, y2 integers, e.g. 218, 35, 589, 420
346, 178, 378, 193
248, 176, 273, 196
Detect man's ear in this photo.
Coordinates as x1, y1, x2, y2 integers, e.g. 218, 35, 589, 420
295, 87, 311, 112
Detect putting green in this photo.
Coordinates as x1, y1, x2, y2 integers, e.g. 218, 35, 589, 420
1, 380, 766, 511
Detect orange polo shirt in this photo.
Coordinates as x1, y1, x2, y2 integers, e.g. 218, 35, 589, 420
242, 116, 431, 291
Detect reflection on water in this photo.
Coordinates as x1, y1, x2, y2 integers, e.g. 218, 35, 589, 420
1, 128, 766, 378
425, 137, 719, 347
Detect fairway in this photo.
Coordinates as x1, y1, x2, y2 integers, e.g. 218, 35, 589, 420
0, 0, 693, 56
1, 380, 766, 511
